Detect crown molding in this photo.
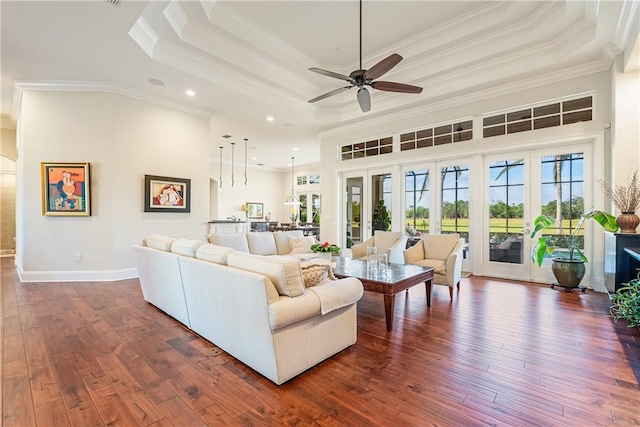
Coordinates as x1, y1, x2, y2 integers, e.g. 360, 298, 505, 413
12, 80, 216, 119
614, 0, 639, 50
152, 38, 314, 113
203, 1, 316, 70
163, 2, 315, 97
163, 0, 188, 39
319, 60, 610, 140
127, 16, 158, 58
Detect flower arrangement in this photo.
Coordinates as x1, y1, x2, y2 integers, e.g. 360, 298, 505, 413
290, 206, 298, 223
601, 170, 640, 213
240, 204, 249, 220
311, 242, 340, 254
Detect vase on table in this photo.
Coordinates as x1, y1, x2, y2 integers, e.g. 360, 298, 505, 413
318, 252, 332, 262
617, 212, 639, 234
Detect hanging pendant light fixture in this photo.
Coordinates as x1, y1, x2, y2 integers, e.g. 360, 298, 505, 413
244, 138, 248, 187
284, 156, 300, 205
218, 146, 223, 188
230, 142, 236, 187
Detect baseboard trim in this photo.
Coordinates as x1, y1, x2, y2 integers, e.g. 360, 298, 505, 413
17, 267, 138, 283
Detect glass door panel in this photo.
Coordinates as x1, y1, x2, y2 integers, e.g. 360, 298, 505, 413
405, 168, 431, 235
299, 194, 308, 223
482, 153, 530, 281
371, 173, 392, 231
440, 165, 470, 242
488, 159, 525, 265
345, 176, 364, 248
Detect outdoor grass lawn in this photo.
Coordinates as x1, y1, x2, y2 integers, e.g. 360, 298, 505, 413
406, 218, 582, 235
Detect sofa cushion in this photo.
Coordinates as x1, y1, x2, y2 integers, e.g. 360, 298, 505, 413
413, 258, 447, 276
246, 232, 278, 255
170, 238, 204, 257
423, 233, 460, 261
289, 236, 316, 254
374, 231, 402, 253
274, 230, 304, 255
144, 234, 175, 252
227, 252, 306, 297
207, 233, 250, 253
195, 244, 236, 265
300, 259, 336, 287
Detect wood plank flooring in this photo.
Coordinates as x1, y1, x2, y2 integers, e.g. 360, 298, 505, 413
2, 256, 639, 426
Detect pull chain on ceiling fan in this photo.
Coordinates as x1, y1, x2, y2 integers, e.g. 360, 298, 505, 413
308, 0, 423, 112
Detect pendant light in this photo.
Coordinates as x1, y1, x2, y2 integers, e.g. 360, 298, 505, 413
230, 142, 235, 187
244, 138, 248, 187
218, 146, 223, 188
284, 157, 300, 205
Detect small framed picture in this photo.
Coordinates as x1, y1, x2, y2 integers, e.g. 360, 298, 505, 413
41, 162, 91, 216
246, 202, 264, 219
144, 175, 191, 213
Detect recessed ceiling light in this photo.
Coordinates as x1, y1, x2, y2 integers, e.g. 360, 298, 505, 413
266, 116, 274, 122
148, 78, 164, 86
186, 89, 196, 97
251, 156, 257, 160
293, 147, 299, 151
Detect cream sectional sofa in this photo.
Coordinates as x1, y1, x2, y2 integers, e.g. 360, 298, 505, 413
133, 233, 363, 385
208, 230, 318, 260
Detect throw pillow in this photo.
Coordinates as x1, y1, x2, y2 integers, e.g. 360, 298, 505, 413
144, 234, 175, 252
300, 259, 337, 287
170, 238, 204, 257
288, 236, 316, 254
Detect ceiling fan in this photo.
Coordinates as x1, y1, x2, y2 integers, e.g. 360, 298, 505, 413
308, 0, 423, 113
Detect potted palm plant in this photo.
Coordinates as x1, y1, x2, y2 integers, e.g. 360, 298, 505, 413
530, 208, 618, 290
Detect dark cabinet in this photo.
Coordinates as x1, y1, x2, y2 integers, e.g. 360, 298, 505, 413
615, 234, 640, 291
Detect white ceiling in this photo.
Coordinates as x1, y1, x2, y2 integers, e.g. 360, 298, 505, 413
1, 0, 638, 170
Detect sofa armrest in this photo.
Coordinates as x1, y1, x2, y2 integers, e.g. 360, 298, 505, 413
308, 277, 363, 315
388, 236, 408, 264
403, 241, 425, 264
351, 237, 375, 259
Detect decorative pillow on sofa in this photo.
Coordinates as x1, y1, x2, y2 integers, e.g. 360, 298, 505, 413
144, 234, 175, 252
227, 252, 306, 297
195, 244, 236, 265
288, 236, 316, 254
171, 238, 204, 257
300, 259, 337, 287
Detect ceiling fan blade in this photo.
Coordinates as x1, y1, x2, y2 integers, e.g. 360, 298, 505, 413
364, 53, 403, 81
308, 86, 352, 103
371, 81, 423, 94
357, 87, 371, 112
308, 68, 353, 82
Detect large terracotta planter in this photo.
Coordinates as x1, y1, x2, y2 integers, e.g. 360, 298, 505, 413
616, 212, 640, 234
551, 259, 586, 290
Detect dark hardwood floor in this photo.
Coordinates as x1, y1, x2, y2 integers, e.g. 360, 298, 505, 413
2, 256, 639, 426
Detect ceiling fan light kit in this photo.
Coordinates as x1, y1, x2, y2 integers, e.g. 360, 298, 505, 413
308, 0, 422, 112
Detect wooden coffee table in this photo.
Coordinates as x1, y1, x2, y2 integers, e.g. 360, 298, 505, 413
332, 256, 434, 331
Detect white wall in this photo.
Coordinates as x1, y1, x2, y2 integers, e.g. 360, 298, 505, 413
16, 91, 211, 281
612, 59, 640, 216
210, 163, 286, 223
1, 128, 17, 160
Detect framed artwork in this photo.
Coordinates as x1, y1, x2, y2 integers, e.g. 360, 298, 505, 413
246, 202, 264, 219
144, 175, 191, 213
41, 162, 91, 216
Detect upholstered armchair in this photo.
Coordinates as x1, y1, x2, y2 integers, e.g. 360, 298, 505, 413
350, 231, 408, 264
403, 233, 464, 299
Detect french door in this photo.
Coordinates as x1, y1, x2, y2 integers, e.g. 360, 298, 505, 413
343, 167, 393, 248
482, 144, 592, 283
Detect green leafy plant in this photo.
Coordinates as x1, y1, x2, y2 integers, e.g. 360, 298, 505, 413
372, 200, 391, 231
311, 242, 340, 254
610, 275, 640, 329
530, 208, 618, 266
